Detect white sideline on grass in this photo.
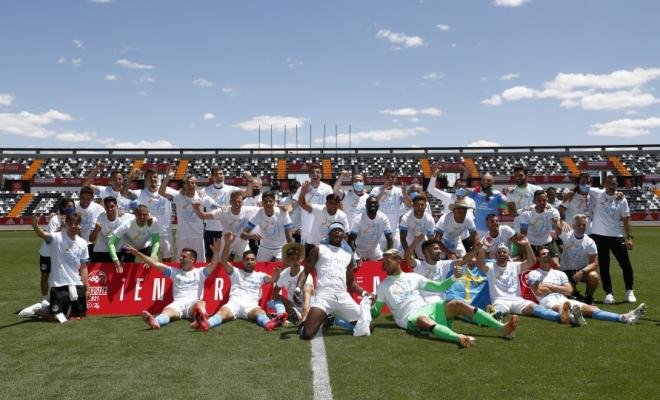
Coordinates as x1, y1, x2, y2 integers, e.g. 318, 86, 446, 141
311, 332, 333, 400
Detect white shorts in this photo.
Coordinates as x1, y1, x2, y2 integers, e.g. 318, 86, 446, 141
159, 235, 174, 259
355, 243, 383, 261
310, 292, 360, 322
256, 246, 282, 262
222, 296, 260, 320
492, 297, 535, 314
540, 294, 583, 310
164, 298, 198, 319
175, 235, 206, 262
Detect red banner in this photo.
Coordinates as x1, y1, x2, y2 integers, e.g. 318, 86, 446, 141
0, 164, 25, 173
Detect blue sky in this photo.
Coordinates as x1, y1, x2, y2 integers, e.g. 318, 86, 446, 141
1, 0, 659, 149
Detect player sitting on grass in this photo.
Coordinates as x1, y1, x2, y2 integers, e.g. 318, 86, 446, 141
528, 247, 647, 327
371, 248, 518, 348
193, 232, 283, 331
129, 238, 221, 331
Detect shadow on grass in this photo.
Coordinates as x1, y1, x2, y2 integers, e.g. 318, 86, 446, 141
0, 318, 45, 330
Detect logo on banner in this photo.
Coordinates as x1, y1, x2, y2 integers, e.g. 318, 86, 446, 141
87, 270, 109, 310
89, 270, 108, 285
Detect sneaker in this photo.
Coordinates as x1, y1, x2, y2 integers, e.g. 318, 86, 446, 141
625, 290, 637, 303
141, 311, 160, 330
264, 312, 288, 331
624, 303, 647, 324
502, 315, 519, 340
458, 335, 476, 348
570, 304, 587, 327
193, 306, 209, 332
560, 301, 571, 325
603, 293, 615, 304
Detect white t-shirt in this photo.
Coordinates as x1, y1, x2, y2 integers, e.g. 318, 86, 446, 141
435, 212, 476, 255
527, 268, 569, 304
561, 192, 592, 226
228, 266, 268, 303
75, 201, 105, 243
342, 189, 369, 229
411, 258, 454, 301
559, 230, 598, 271
518, 206, 560, 245
46, 231, 90, 287
243, 193, 262, 207
211, 206, 259, 236
508, 184, 543, 211
481, 225, 516, 258
485, 260, 523, 301
376, 272, 429, 329
132, 187, 175, 236
280, 195, 301, 231
589, 188, 630, 237
427, 180, 476, 223
369, 186, 404, 230
95, 185, 136, 212
93, 212, 135, 253
247, 207, 292, 249
306, 204, 349, 245
350, 211, 392, 257
163, 266, 209, 302
400, 210, 436, 256
294, 182, 334, 238
113, 217, 160, 250
315, 242, 354, 295
39, 214, 64, 257
202, 184, 239, 231
171, 191, 205, 238
276, 267, 314, 302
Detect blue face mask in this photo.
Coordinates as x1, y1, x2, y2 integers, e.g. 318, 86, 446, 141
353, 182, 364, 192
579, 184, 590, 193
409, 192, 420, 201
63, 207, 75, 216
455, 188, 466, 197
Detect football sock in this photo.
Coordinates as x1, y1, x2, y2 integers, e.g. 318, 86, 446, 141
256, 313, 269, 327
273, 302, 286, 315
532, 305, 561, 322
208, 315, 222, 328
471, 309, 504, 329
592, 310, 622, 322
431, 324, 461, 343
155, 314, 170, 326
333, 318, 355, 331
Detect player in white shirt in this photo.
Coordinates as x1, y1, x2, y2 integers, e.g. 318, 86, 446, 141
518, 190, 561, 263
545, 187, 562, 210
527, 247, 647, 326
298, 222, 371, 340
131, 238, 223, 331
159, 166, 206, 262
299, 182, 350, 246
242, 192, 293, 261
280, 180, 302, 242
333, 170, 368, 230
369, 167, 412, 251
192, 190, 258, 261
399, 184, 432, 217
31, 212, 90, 322
267, 242, 315, 328
123, 167, 175, 261
475, 237, 571, 324
505, 166, 543, 218
108, 205, 160, 273
347, 196, 393, 261
553, 214, 599, 305
76, 186, 105, 251
293, 164, 334, 244
434, 199, 478, 259
481, 214, 520, 259
198, 232, 282, 331
399, 193, 436, 259
37, 197, 75, 298
587, 175, 637, 304
371, 248, 518, 348
83, 162, 136, 212
242, 171, 263, 207
89, 196, 135, 263
201, 166, 240, 259
559, 173, 594, 229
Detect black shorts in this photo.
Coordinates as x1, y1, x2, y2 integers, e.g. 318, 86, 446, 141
91, 251, 113, 263
563, 269, 586, 285
50, 285, 87, 317
123, 246, 151, 262
39, 256, 51, 273
531, 241, 559, 258
204, 230, 223, 258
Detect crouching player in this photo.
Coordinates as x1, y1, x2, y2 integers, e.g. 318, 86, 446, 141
195, 232, 282, 331
129, 238, 222, 330
528, 247, 647, 326
371, 248, 518, 348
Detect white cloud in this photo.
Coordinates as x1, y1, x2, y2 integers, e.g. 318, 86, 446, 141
57, 57, 67, 64
73, 39, 84, 49
0, 93, 14, 107
422, 72, 442, 81
589, 117, 660, 137
116, 58, 154, 70
379, 107, 442, 117
56, 131, 96, 142
545, 68, 660, 91
71, 58, 83, 67
500, 73, 519, 81
467, 139, 501, 147
138, 75, 156, 83
192, 78, 214, 87
105, 139, 174, 149
104, 74, 117, 81
579, 89, 659, 110
376, 29, 424, 48
480, 76, 489, 82
451, 43, 457, 48
0, 109, 74, 139
286, 57, 303, 69
494, 0, 530, 7
408, 117, 420, 123
481, 94, 502, 106
202, 112, 216, 120
239, 142, 308, 149
314, 127, 428, 145
436, 24, 450, 31
221, 87, 239, 96
233, 115, 307, 131
501, 86, 538, 101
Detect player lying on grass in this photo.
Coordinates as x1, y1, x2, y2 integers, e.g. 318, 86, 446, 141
528, 247, 647, 327
371, 248, 518, 348
190, 232, 283, 331
129, 238, 221, 330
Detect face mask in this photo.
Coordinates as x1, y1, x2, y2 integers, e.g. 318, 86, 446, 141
353, 182, 364, 192
213, 182, 224, 189
409, 192, 419, 201
62, 207, 75, 216
253, 188, 261, 196
579, 184, 590, 193
455, 188, 466, 197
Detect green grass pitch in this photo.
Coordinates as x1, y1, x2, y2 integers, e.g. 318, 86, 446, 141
1, 229, 658, 400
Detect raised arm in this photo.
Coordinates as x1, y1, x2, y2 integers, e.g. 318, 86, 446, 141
219, 232, 237, 274
333, 170, 350, 198
405, 234, 424, 269
298, 181, 313, 212
204, 237, 223, 275
192, 202, 217, 220
121, 168, 139, 200
83, 161, 103, 192
517, 236, 537, 270
125, 246, 168, 273
31, 214, 52, 242
158, 165, 176, 200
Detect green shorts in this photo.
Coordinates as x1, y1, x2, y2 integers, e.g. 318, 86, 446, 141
406, 301, 451, 333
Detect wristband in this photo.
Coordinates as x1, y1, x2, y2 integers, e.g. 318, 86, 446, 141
294, 287, 301, 293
